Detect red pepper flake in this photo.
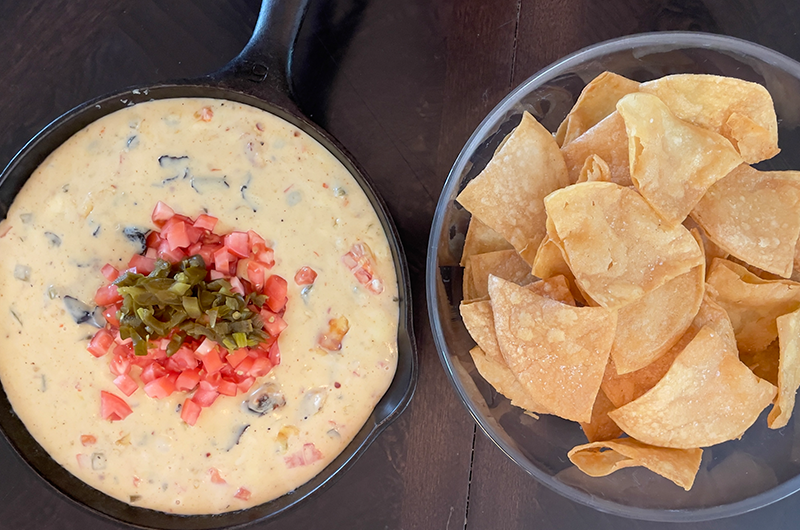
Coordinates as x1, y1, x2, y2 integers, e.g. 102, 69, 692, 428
80, 434, 97, 446
334, 382, 341, 389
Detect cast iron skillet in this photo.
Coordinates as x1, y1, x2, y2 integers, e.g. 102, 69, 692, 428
0, 0, 417, 528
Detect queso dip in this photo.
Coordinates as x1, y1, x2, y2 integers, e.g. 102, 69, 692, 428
0, 98, 399, 514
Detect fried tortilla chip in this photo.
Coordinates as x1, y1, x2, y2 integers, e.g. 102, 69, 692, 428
469, 249, 534, 299
462, 259, 479, 302
740, 340, 780, 387
568, 438, 703, 491
639, 74, 779, 163
602, 294, 732, 408
556, 71, 640, 146
456, 112, 570, 260
532, 236, 571, 278
580, 388, 624, 442
577, 154, 612, 183
616, 92, 742, 225
610, 264, 704, 374
561, 111, 632, 186
691, 164, 800, 278
707, 258, 800, 353
608, 324, 777, 448
489, 275, 616, 423
469, 346, 549, 414
461, 275, 576, 364
460, 217, 513, 267
768, 308, 800, 429
683, 217, 729, 271
461, 300, 502, 362
544, 181, 704, 309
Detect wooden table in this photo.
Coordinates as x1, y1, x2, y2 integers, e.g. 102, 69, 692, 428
1, 0, 799, 528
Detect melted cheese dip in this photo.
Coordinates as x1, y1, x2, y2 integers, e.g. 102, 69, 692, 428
0, 99, 398, 514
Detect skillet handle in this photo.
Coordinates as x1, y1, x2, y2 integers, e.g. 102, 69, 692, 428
210, 0, 310, 113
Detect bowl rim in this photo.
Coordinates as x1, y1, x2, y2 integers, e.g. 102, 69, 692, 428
426, 30, 800, 523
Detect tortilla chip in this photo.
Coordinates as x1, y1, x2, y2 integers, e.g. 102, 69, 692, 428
610, 264, 704, 374
616, 92, 742, 225
460, 217, 513, 267
639, 74, 779, 163
602, 294, 727, 408
556, 71, 640, 146
469, 346, 549, 414
706, 258, 800, 353
740, 341, 780, 387
544, 181, 704, 309
469, 249, 533, 299
561, 111, 632, 186
580, 388, 624, 442
461, 301, 502, 362
577, 154, 612, 183
768, 308, 800, 429
608, 324, 777, 448
568, 438, 703, 491
462, 259, 479, 302
683, 217, 729, 271
691, 164, 800, 278
456, 112, 570, 257
528, 275, 575, 306
489, 275, 616, 423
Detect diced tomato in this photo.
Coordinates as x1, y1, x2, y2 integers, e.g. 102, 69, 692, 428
186, 225, 204, 245
284, 452, 305, 468
80, 434, 97, 446
200, 371, 222, 390
175, 369, 201, 391
145, 230, 162, 249
157, 239, 186, 263
229, 275, 246, 296
226, 348, 249, 369
180, 398, 202, 426
294, 266, 317, 286
114, 374, 139, 396
95, 284, 122, 306
303, 442, 323, 464
145, 246, 158, 259
151, 201, 175, 227
195, 337, 217, 356
247, 230, 266, 250
109, 351, 132, 376
209, 269, 227, 280
100, 391, 133, 421
234, 487, 251, 500
144, 376, 176, 399
254, 247, 274, 268
202, 232, 223, 246
246, 260, 268, 292
192, 387, 219, 408
218, 379, 238, 396
170, 347, 199, 371
260, 309, 287, 337
235, 356, 254, 376
141, 362, 168, 385
193, 214, 218, 232
87, 329, 115, 358
213, 247, 235, 274
236, 376, 256, 393
224, 231, 250, 258
209, 467, 226, 484
264, 275, 288, 312
100, 264, 120, 282
248, 356, 273, 378
200, 348, 223, 375
103, 303, 121, 327
163, 220, 191, 251
268, 341, 280, 366
128, 254, 157, 275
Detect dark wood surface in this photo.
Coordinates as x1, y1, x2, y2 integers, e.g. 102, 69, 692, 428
1, 0, 799, 528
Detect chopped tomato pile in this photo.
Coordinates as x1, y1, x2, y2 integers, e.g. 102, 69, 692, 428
88, 202, 288, 426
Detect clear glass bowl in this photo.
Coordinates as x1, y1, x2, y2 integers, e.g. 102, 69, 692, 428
426, 32, 800, 522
